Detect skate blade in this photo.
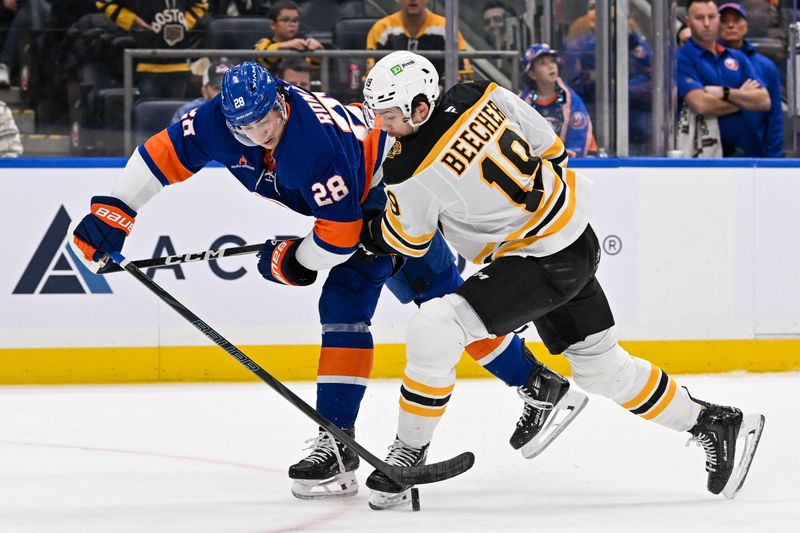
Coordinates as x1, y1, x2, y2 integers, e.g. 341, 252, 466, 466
521, 389, 589, 459
721, 413, 765, 499
291, 472, 358, 500
368, 488, 412, 510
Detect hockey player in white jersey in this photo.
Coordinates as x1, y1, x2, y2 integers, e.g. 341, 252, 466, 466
359, 51, 765, 509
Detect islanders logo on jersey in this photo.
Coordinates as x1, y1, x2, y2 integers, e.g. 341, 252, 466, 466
570, 111, 588, 129
724, 57, 740, 71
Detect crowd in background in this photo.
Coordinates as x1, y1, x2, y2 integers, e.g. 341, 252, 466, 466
0, 0, 795, 158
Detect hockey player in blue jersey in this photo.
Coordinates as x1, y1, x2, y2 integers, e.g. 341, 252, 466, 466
68, 61, 568, 501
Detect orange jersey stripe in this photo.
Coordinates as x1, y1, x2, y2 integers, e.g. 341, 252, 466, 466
465, 337, 506, 362
361, 128, 383, 203
399, 397, 447, 417
318, 347, 374, 379
143, 130, 193, 184
620, 363, 660, 410
314, 219, 362, 249
402, 375, 454, 398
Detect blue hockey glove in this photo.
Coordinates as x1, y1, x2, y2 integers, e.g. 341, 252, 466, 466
69, 196, 137, 273
257, 238, 318, 286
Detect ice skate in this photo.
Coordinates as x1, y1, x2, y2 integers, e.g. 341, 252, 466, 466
366, 438, 428, 510
289, 428, 359, 500
511, 353, 588, 459
687, 397, 765, 498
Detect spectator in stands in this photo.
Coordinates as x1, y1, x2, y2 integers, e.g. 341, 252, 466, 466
0, 0, 51, 89
276, 58, 311, 90
562, 2, 652, 153
254, 1, 323, 71
0, 99, 22, 156
482, 0, 518, 51
718, 2, 783, 157
566, 0, 595, 42
678, 19, 692, 46
99, 1, 209, 98
678, 0, 770, 157
366, 0, 473, 81
519, 44, 596, 158
171, 60, 229, 124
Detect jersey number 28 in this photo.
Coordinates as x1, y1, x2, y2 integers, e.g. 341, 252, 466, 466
312, 175, 349, 206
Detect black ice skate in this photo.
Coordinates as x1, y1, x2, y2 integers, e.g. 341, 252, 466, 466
687, 396, 765, 499
289, 428, 360, 500
511, 351, 588, 459
366, 438, 428, 510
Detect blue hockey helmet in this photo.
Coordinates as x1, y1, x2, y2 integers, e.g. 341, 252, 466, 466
220, 61, 279, 127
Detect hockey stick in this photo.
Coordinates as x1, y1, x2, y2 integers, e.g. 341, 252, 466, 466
108, 251, 475, 486
100, 244, 262, 274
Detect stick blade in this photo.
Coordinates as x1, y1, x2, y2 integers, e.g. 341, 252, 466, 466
387, 451, 475, 486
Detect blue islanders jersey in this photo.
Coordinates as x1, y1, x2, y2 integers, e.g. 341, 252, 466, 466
131, 85, 391, 268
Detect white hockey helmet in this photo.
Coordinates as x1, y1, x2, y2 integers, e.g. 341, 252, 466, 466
363, 51, 440, 130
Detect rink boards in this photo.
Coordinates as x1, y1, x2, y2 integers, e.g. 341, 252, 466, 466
1, 158, 799, 384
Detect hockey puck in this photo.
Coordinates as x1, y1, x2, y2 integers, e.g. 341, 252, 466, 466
411, 487, 420, 511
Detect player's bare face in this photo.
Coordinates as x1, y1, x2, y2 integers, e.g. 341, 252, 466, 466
239, 109, 285, 149
375, 108, 413, 138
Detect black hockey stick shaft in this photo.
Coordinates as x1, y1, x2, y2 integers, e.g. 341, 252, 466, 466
101, 244, 263, 274
108, 252, 474, 486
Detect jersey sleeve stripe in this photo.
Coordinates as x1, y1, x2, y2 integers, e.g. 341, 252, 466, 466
386, 209, 437, 245
137, 145, 170, 187
361, 128, 385, 203
380, 215, 433, 256
313, 219, 362, 250
412, 82, 499, 177
542, 136, 566, 160
142, 130, 194, 185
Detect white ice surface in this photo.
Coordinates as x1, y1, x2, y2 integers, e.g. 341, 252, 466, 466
0, 373, 797, 533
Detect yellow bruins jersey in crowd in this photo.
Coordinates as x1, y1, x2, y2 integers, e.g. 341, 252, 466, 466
366, 10, 472, 79
97, 1, 208, 72
376, 81, 591, 263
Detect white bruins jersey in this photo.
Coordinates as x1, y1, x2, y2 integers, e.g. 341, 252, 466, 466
377, 81, 591, 264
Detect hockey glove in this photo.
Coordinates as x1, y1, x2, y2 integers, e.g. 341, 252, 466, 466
359, 209, 395, 256
257, 238, 318, 286
69, 196, 137, 273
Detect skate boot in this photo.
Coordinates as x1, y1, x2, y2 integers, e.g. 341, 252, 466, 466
289, 427, 360, 500
366, 438, 428, 510
511, 349, 588, 459
687, 395, 765, 498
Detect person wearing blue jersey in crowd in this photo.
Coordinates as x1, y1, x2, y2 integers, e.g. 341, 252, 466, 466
717, 2, 783, 157
519, 44, 596, 158
171, 60, 231, 125
66, 61, 564, 501
678, 0, 770, 157
561, 12, 652, 154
